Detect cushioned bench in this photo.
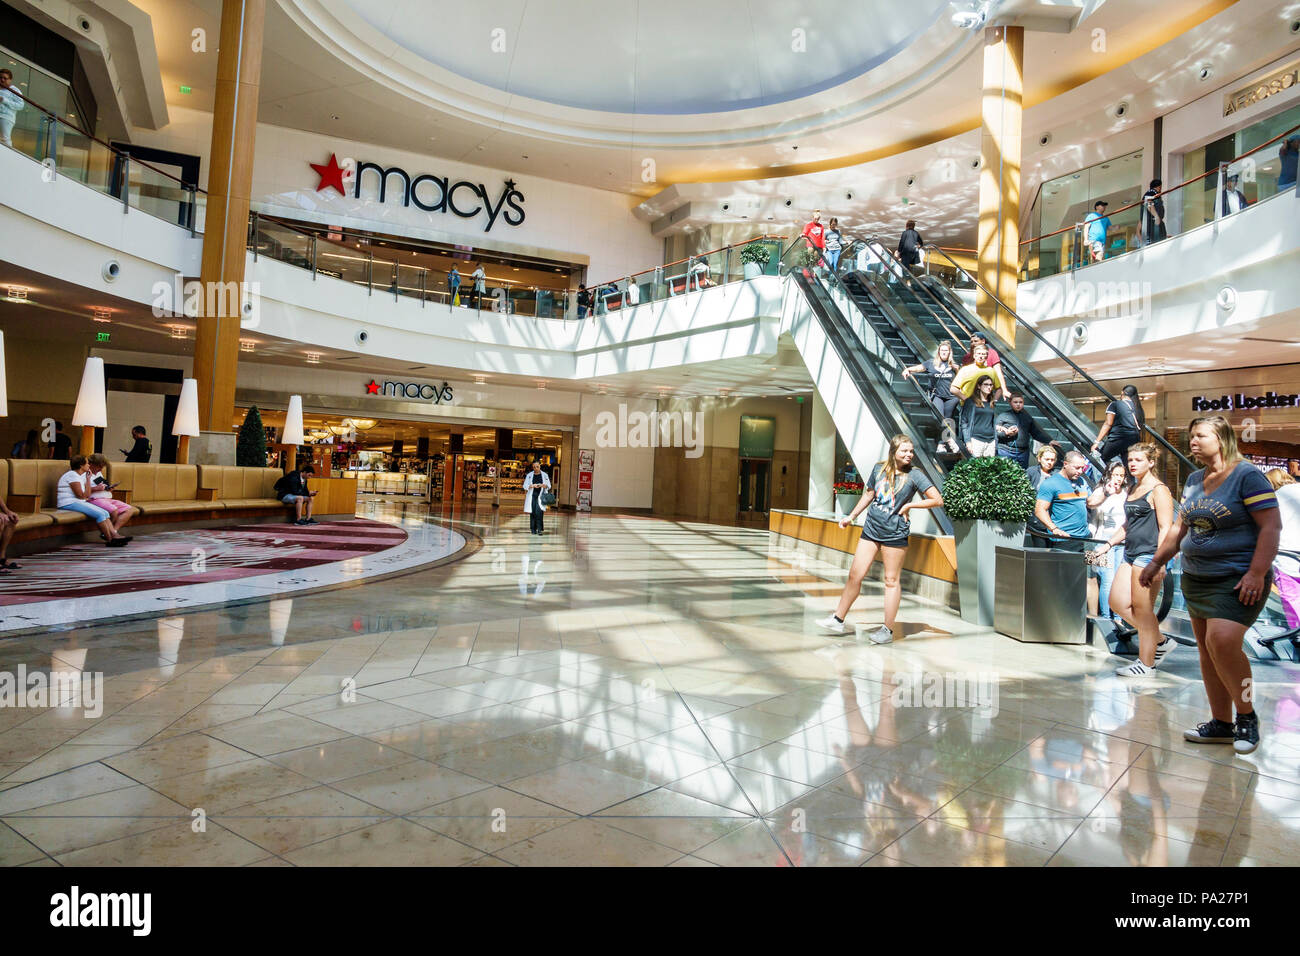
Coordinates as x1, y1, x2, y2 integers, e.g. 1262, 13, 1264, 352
197, 465, 289, 510
2, 460, 298, 552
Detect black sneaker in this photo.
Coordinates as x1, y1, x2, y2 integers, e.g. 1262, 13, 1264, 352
1183, 718, 1235, 744
1233, 714, 1260, 755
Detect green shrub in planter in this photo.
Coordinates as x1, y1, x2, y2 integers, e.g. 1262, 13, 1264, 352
237, 405, 268, 468
739, 243, 771, 266
941, 455, 1035, 522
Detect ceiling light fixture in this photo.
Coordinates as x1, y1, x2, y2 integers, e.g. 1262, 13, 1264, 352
305, 352, 321, 364
6, 285, 28, 301
239, 339, 255, 352
473, 374, 487, 385
168, 325, 187, 339
91, 308, 111, 323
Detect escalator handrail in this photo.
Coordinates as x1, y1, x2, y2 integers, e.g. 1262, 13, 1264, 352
792, 270, 954, 535
814, 270, 972, 457
859, 239, 971, 346
857, 239, 1107, 469
915, 241, 1198, 476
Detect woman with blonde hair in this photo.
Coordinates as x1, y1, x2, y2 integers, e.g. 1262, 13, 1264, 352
902, 340, 960, 446
1096, 443, 1177, 676
1140, 416, 1280, 753
817, 435, 944, 644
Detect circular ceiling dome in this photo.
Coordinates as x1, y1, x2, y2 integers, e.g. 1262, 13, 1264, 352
338, 0, 951, 114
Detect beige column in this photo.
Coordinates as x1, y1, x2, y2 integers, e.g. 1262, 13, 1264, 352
193, 0, 266, 431
975, 24, 1023, 344
808, 392, 835, 514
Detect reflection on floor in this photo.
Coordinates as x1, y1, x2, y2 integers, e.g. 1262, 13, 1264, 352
0, 502, 1297, 866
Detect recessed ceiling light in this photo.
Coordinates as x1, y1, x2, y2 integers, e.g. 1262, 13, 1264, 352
305, 352, 321, 364
92, 308, 111, 323
239, 339, 255, 352
6, 285, 28, 301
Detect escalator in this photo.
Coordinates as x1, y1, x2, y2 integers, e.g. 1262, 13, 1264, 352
784, 267, 961, 536
854, 238, 1132, 474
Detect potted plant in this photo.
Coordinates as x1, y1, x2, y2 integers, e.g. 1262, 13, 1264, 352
237, 405, 268, 468
739, 242, 771, 279
798, 246, 822, 270
833, 480, 864, 517
942, 456, 1035, 626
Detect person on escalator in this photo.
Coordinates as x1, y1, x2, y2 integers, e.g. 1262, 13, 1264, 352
959, 332, 1002, 370
1026, 445, 1059, 491
817, 434, 944, 644
959, 375, 999, 457
901, 340, 959, 451
824, 219, 843, 273
995, 392, 1060, 467
1099, 443, 1177, 677
802, 210, 826, 257
896, 220, 924, 282
950, 344, 1006, 403
1092, 384, 1144, 465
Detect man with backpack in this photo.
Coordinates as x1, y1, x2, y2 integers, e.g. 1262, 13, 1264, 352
275, 463, 317, 525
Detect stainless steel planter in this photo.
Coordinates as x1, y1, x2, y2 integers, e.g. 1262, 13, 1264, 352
953, 519, 1025, 626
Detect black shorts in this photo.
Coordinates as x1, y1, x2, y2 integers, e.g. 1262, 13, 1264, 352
861, 526, 908, 549
1049, 537, 1088, 554
1181, 571, 1272, 628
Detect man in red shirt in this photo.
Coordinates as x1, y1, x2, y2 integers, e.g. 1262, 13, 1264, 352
960, 332, 1002, 369
802, 209, 826, 251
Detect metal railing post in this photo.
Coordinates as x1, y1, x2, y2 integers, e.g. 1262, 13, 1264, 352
185, 186, 196, 236
367, 251, 373, 295
420, 268, 426, 306
310, 235, 317, 278
724, 246, 731, 285
1215, 162, 1227, 221
251, 211, 259, 261
120, 153, 130, 214
392, 261, 399, 301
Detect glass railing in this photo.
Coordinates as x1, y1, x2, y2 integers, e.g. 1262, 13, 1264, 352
1020, 120, 1300, 281
0, 86, 203, 232
249, 215, 572, 319
588, 235, 787, 315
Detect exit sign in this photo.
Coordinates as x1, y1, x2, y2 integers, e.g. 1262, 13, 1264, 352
179, 85, 192, 94
96, 331, 111, 342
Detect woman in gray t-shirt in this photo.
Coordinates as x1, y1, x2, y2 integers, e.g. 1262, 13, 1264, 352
817, 435, 943, 645
1140, 416, 1280, 755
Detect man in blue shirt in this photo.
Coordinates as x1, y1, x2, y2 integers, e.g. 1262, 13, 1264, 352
1034, 450, 1091, 552
1083, 201, 1110, 263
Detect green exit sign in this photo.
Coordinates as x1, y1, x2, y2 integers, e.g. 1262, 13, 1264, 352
96, 331, 111, 342
179, 85, 192, 94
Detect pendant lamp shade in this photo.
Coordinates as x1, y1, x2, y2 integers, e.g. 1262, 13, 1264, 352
282, 395, 305, 445
72, 357, 108, 428
173, 378, 200, 436
0, 330, 8, 417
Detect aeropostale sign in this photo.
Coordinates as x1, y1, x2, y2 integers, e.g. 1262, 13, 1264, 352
1223, 60, 1300, 116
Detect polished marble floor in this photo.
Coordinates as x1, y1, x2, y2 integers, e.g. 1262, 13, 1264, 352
0, 501, 1298, 866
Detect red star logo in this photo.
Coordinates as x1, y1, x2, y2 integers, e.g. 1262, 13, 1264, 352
311, 153, 347, 195
365, 380, 380, 395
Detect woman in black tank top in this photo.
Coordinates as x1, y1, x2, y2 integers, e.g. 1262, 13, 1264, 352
1094, 444, 1176, 675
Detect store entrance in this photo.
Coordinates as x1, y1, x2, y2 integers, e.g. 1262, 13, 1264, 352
234, 408, 567, 507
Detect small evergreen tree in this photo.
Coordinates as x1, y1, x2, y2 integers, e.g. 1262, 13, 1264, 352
237, 405, 268, 467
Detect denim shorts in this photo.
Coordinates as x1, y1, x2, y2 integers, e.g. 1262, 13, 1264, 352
1128, 554, 1154, 569
281, 494, 303, 504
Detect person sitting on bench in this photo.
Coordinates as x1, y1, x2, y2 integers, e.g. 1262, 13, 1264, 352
57, 455, 131, 546
275, 464, 317, 525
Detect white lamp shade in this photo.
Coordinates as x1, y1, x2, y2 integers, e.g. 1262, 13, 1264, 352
0, 330, 8, 417
282, 394, 305, 445
71, 356, 108, 428
173, 378, 200, 437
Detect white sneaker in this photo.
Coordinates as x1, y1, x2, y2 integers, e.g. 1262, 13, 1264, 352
817, 614, 846, 635
868, 625, 894, 645
1154, 638, 1175, 665
1115, 660, 1153, 678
